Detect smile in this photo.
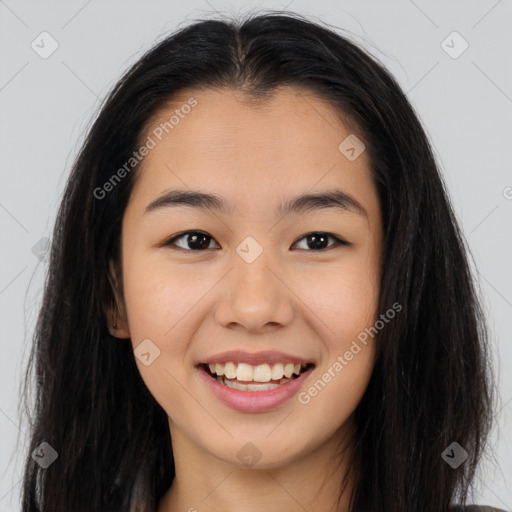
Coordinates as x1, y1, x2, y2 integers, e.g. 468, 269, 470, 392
197, 352, 316, 413
204, 362, 313, 391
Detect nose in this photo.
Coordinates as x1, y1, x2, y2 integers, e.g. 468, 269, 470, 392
213, 251, 295, 334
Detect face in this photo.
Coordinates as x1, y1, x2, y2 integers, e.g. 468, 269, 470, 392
110, 86, 382, 470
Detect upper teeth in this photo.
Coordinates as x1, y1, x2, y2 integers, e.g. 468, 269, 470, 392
208, 362, 306, 382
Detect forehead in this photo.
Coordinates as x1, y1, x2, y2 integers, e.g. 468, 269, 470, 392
144, 85, 360, 161
130, 86, 377, 220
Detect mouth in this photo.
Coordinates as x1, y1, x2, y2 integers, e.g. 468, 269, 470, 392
196, 350, 317, 412
200, 361, 316, 392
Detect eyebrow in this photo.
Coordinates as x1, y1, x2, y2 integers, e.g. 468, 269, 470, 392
145, 188, 367, 219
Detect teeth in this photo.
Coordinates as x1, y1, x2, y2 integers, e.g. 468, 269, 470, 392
216, 375, 294, 391
283, 363, 294, 378
206, 361, 308, 382
271, 363, 284, 380
236, 363, 253, 381
224, 362, 237, 379
253, 364, 271, 382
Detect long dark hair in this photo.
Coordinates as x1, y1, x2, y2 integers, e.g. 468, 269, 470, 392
18, 10, 495, 512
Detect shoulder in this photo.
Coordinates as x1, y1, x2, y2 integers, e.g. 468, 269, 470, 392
450, 506, 509, 512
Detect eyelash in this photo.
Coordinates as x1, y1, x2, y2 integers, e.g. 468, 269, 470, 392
163, 230, 350, 253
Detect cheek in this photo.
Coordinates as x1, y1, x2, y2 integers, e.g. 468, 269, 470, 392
312, 268, 378, 329
302, 251, 381, 345
295, 263, 379, 426
122, 252, 204, 340
120, 258, 198, 413
296, 252, 379, 410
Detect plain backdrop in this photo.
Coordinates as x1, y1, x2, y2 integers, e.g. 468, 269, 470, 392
0, 1, 511, 511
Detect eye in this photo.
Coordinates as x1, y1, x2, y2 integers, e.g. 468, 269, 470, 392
164, 231, 219, 251
164, 230, 349, 252
291, 232, 349, 251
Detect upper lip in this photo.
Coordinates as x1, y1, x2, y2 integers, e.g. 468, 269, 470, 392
200, 350, 315, 367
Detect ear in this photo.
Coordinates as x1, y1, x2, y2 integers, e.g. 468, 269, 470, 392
106, 259, 131, 339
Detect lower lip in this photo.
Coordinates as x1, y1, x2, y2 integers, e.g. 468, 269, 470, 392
198, 365, 315, 413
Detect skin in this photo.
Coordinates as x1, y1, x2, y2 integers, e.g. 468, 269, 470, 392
108, 86, 383, 512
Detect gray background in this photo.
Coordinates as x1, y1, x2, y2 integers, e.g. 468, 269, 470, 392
1, 0, 511, 510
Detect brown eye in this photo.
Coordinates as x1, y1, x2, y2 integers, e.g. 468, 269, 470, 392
292, 232, 349, 251
165, 231, 219, 251
165, 230, 349, 253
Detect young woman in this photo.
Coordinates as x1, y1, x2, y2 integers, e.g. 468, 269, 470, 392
19, 11, 503, 512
